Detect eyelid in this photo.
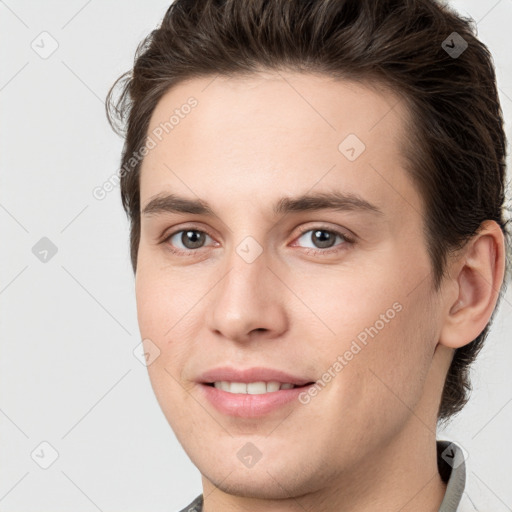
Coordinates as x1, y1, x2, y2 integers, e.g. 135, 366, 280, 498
161, 222, 215, 241
294, 224, 356, 242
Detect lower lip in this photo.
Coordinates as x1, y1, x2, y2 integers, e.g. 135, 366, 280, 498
199, 383, 314, 417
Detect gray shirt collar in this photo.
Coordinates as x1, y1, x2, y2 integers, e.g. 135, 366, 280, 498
437, 439, 471, 511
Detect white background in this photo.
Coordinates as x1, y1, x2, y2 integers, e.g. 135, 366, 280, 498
1, 1, 511, 510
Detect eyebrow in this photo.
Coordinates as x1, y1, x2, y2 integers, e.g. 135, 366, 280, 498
141, 191, 384, 217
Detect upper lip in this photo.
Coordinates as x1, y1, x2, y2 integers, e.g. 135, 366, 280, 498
197, 366, 315, 386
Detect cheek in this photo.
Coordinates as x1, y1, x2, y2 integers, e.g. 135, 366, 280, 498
308, 265, 435, 413
134, 258, 195, 341
136, 277, 195, 436
135, 267, 185, 390
134, 260, 204, 396
359, 297, 437, 419
301, 271, 401, 353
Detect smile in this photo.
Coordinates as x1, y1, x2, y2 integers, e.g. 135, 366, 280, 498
208, 381, 306, 394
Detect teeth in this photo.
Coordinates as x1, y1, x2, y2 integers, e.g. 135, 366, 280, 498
212, 381, 296, 394
265, 381, 281, 393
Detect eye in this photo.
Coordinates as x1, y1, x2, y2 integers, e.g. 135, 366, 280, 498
164, 228, 215, 254
161, 225, 355, 257
294, 227, 354, 254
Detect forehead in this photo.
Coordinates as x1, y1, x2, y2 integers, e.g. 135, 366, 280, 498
139, 71, 422, 221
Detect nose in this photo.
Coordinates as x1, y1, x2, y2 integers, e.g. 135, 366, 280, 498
205, 248, 289, 344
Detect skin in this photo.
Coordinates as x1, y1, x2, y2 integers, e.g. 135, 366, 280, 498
135, 71, 505, 512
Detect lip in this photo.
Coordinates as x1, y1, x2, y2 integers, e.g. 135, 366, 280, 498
196, 366, 314, 386
196, 366, 316, 418
199, 383, 315, 417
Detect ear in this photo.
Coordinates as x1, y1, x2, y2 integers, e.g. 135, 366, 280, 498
439, 220, 506, 349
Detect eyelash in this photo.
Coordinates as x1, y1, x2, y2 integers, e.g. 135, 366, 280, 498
161, 225, 356, 257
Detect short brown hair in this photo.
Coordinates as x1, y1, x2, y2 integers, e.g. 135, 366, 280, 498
106, 0, 510, 422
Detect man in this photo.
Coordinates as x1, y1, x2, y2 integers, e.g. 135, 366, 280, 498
106, 0, 509, 510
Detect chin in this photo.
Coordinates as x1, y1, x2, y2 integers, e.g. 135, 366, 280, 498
203, 469, 308, 500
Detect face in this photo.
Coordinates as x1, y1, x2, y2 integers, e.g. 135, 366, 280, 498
135, 72, 446, 500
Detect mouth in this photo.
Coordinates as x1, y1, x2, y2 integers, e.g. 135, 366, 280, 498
200, 380, 317, 417
203, 381, 316, 394
196, 366, 317, 416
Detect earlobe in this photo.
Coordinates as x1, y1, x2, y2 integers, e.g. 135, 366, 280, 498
439, 220, 505, 349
